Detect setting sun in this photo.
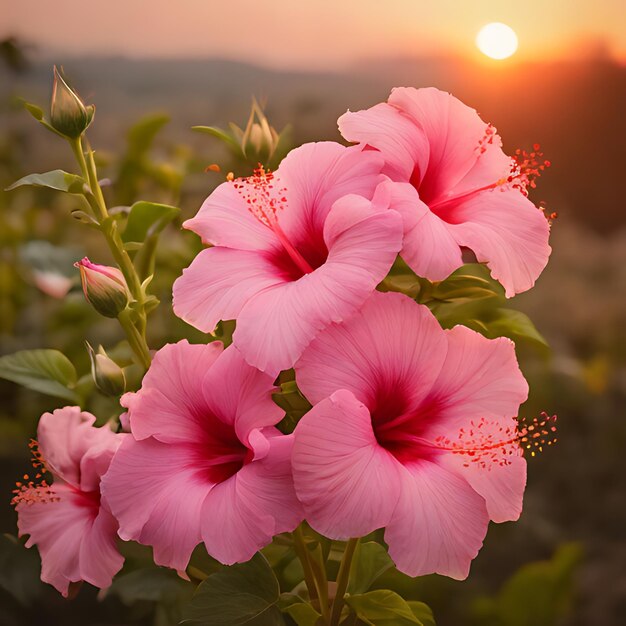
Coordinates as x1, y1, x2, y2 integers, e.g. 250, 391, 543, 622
476, 22, 518, 60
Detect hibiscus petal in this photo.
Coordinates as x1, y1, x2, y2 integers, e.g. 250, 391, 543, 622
292, 390, 402, 539
426, 325, 529, 428
338, 103, 429, 181
101, 437, 210, 571
17, 484, 96, 596
389, 87, 501, 202
296, 292, 447, 410
123, 340, 223, 443
449, 188, 551, 296
233, 196, 403, 375
440, 450, 527, 523
183, 181, 280, 251
202, 345, 283, 445
384, 181, 463, 280
385, 461, 489, 579
201, 434, 302, 564
37, 407, 119, 492
173, 247, 284, 334
79, 506, 124, 590
277, 142, 386, 241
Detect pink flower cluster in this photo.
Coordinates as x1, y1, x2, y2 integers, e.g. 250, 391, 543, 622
15, 87, 552, 595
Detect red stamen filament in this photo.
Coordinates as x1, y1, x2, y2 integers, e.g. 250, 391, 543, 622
233, 164, 314, 275
433, 412, 557, 470
11, 439, 59, 506
429, 127, 551, 213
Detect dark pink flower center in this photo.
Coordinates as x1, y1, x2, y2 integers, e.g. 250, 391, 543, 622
369, 385, 442, 464
235, 165, 329, 281
408, 129, 550, 225
369, 381, 557, 470
192, 411, 250, 484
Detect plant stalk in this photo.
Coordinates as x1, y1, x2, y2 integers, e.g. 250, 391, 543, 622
329, 538, 359, 626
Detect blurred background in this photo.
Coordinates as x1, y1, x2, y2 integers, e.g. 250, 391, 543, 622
1, 1, 625, 624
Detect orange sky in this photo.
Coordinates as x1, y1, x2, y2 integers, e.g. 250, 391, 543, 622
2, 0, 625, 69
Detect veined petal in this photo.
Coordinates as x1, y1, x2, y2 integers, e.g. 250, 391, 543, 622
385, 180, 463, 281
385, 461, 489, 579
202, 345, 283, 445
338, 103, 429, 181
277, 142, 386, 242
173, 247, 284, 334
183, 181, 280, 251
101, 437, 210, 571
233, 196, 403, 375
292, 390, 403, 539
122, 340, 223, 443
201, 434, 302, 564
449, 189, 552, 296
296, 292, 447, 410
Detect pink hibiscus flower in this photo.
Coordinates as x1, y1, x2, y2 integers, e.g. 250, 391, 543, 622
101, 340, 303, 570
292, 291, 535, 579
172, 141, 404, 375
13, 407, 124, 596
338, 87, 552, 297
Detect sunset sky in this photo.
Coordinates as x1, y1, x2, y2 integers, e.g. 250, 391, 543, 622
3, 0, 625, 69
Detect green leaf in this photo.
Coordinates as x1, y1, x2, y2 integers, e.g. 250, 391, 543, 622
0, 534, 45, 605
181, 553, 285, 626
5, 170, 85, 193
273, 376, 312, 434
407, 601, 436, 626
0, 349, 78, 401
346, 590, 424, 625
278, 594, 322, 626
122, 201, 180, 244
22, 101, 44, 121
192, 125, 242, 152
107, 568, 188, 605
127, 113, 170, 157
479, 308, 549, 351
482, 543, 583, 626
348, 542, 394, 594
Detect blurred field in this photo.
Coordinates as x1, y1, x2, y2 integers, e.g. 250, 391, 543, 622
1, 47, 625, 625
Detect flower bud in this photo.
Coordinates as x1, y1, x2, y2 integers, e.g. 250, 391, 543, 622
75, 257, 129, 318
86, 343, 126, 397
50, 66, 94, 139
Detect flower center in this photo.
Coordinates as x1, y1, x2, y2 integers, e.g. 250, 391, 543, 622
193, 412, 250, 484
369, 384, 557, 469
370, 387, 442, 463
234, 165, 327, 279
413, 125, 551, 224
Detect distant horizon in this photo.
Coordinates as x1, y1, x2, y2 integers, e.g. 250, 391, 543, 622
3, 0, 625, 72
7, 41, 625, 76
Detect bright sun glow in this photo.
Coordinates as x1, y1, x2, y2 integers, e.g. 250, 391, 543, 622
476, 23, 518, 60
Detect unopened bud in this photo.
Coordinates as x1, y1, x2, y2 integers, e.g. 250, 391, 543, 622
86, 343, 126, 397
75, 257, 129, 318
50, 66, 94, 139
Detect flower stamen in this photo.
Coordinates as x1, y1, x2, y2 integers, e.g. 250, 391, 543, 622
11, 439, 59, 506
233, 164, 314, 275
434, 412, 557, 470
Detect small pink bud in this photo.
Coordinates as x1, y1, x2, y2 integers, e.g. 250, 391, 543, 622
75, 257, 129, 318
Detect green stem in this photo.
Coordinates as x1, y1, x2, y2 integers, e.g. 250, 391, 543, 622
329, 538, 359, 626
118, 309, 151, 370
292, 526, 320, 605
69, 136, 150, 366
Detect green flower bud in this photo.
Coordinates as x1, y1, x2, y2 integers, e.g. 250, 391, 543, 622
50, 66, 94, 139
86, 343, 126, 397
75, 257, 129, 318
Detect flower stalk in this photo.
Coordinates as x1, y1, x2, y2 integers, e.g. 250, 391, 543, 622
68, 135, 151, 369
329, 538, 359, 626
